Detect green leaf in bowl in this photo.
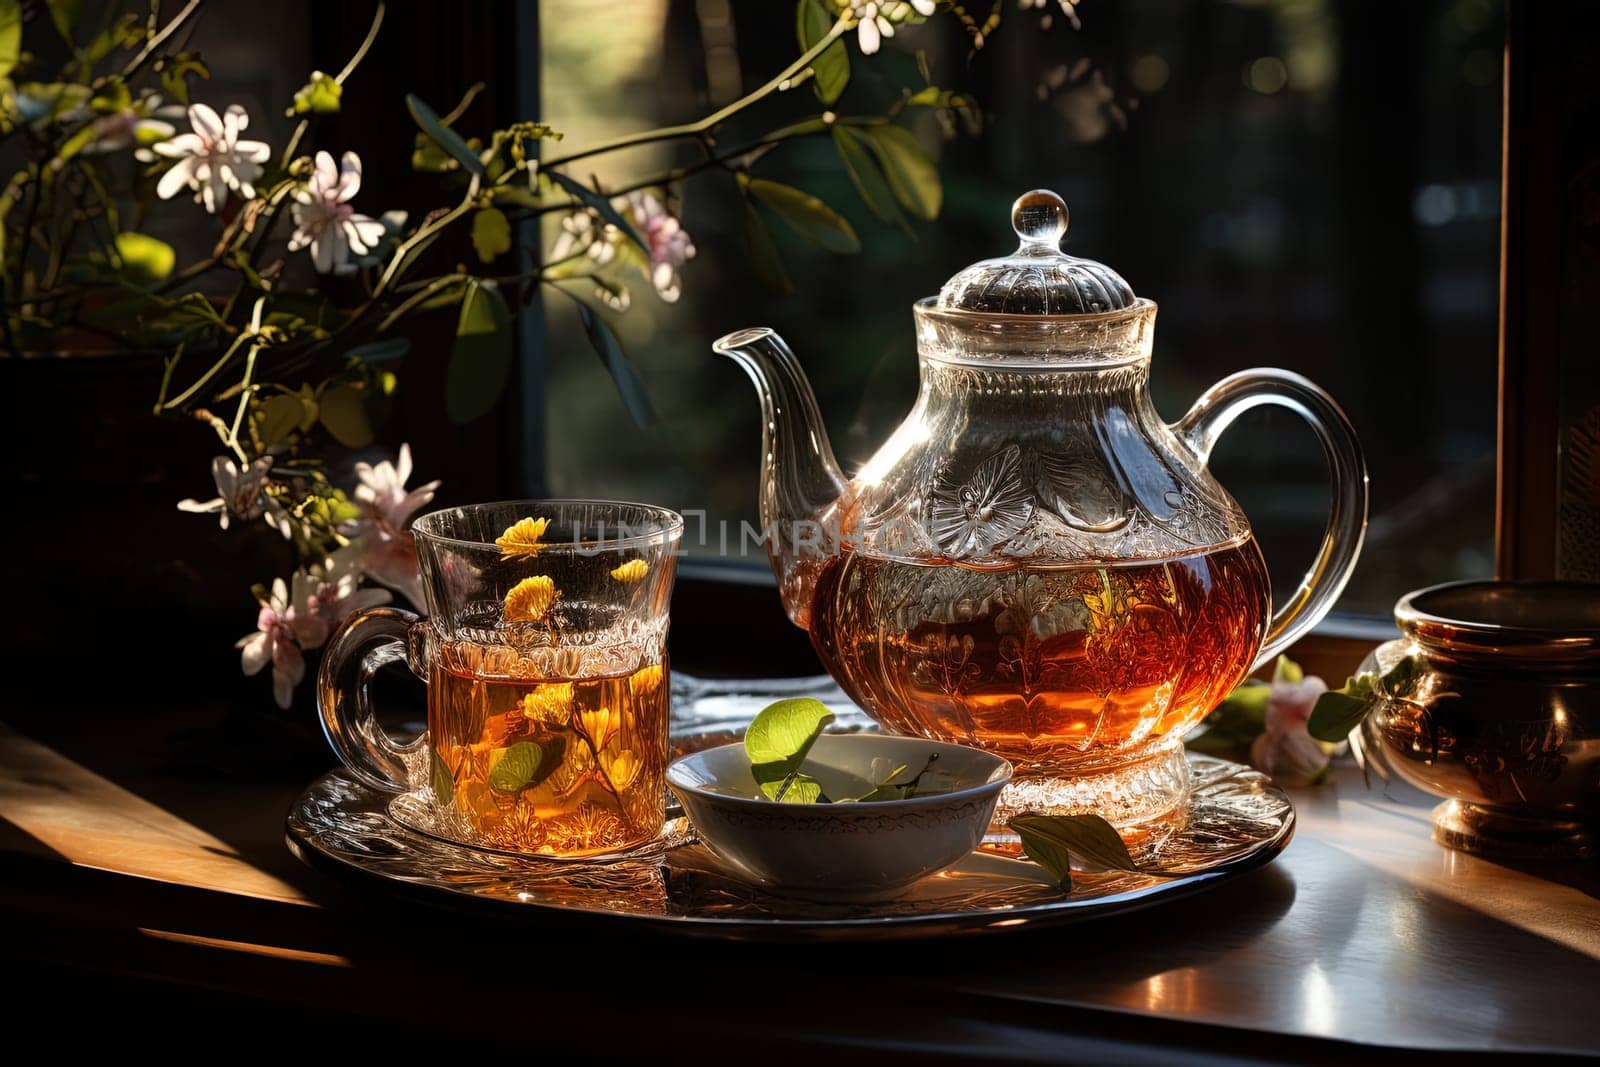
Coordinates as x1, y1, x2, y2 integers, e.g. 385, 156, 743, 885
745, 697, 835, 802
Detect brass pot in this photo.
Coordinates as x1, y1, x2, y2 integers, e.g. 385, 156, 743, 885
1353, 581, 1600, 861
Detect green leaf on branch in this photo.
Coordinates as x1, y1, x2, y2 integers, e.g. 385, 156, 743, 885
1010, 813, 1142, 892
113, 232, 174, 284
741, 200, 793, 295
857, 124, 942, 220
446, 279, 513, 424
406, 93, 485, 178
1307, 691, 1370, 743
746, 178, 860, 254
833, 127, 904, 227
575, 300, 654, 427
254, 392, 312, 449
90, 77, 130, 113
745, 697, 835, 802
80, 13, 143, 69
471, 207, 512, 263
156, 52, 210, 106
292, 70, 342, 115
0, 0, 21, 82
795, 0, 849, 104
545, 170, 649, 259
317, 383, 374, 447
46, 0, 79, 44
1273, 655, 1304, 685
345, 338, 410, 364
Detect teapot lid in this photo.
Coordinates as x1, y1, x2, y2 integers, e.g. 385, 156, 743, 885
936, 189, 1136, 315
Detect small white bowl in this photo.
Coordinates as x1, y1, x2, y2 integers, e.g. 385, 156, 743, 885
667, 734, 1012, 901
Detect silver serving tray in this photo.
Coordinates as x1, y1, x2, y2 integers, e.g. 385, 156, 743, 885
287, 694, 1294, 940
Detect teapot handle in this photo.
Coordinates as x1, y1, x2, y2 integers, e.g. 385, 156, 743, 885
1172, 369, 1369, 671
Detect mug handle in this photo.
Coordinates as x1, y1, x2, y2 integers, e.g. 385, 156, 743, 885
317, 606, 425, 792
1171, 368, 1369, 671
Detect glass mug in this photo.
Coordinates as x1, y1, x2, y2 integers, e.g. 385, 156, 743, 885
318, 500, 682, 858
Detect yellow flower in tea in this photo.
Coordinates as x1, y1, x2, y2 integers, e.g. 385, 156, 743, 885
496, 516, 551, 559
630, 662, 663, 697
578, 705, 618, 748
610, 558, 649, 583
520, 682, 574, 723
504, 575, 557, 622
601, 748, 642, 789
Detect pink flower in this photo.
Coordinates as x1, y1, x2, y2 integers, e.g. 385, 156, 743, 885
177, 455, 293, 538
237, 575, 325, 710
288, 151, 387, 275
1250, 674, 1332, 787
347, 444, 440, 609
236, 550, 392, 709
623, 191, 695, 302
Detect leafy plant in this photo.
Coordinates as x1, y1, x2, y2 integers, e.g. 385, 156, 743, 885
1307, 654, 1421, 744
0, 0, 1054, 708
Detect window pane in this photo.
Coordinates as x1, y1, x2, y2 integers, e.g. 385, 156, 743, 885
539, 0, 1502, 619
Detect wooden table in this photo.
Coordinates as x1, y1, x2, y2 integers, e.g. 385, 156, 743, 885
2, 691, 1596, 1060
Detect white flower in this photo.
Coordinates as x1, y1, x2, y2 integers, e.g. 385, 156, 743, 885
344, 444, 441, 609
305, 544, 392, 630
840, 1, 935, 55
1019, 0, 1082, 30
152, 103, 271, 214
622, 191, 696, 303
549, 208, 616, 267
177, 455, 292, 537
289, 151, 388, 275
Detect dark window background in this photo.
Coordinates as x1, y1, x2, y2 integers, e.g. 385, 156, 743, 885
538, 0, 1503, 621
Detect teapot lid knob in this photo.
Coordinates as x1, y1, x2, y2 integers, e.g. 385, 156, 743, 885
1011, 189, 1069, 247
935, 187, 1136, 315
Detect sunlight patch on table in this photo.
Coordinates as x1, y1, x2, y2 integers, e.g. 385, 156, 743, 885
0, 723, 311, 905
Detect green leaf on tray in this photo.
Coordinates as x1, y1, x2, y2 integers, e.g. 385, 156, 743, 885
407, 93, 485, 178
795, 0, 849, 104
745, 697, 835, 802
430, 748, 454, 804
746, 178, 860, 254
487, 741, 544, 794
1010, 813, 1143, 892
446, 279, 514, 424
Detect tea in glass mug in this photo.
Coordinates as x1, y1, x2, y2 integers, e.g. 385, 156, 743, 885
318, 500, 682, 858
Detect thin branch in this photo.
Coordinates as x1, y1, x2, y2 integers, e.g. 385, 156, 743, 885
540, 17, 849, 170
336, 2, 386, 84
122, 0, 206, 78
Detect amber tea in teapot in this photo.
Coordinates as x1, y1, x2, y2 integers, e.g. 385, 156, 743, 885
717, 190, 1367, 823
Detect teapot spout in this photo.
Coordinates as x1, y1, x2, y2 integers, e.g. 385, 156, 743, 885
713, 327, 848, 628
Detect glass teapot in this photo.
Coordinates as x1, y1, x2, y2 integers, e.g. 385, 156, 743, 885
714, 190, 1367, 822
